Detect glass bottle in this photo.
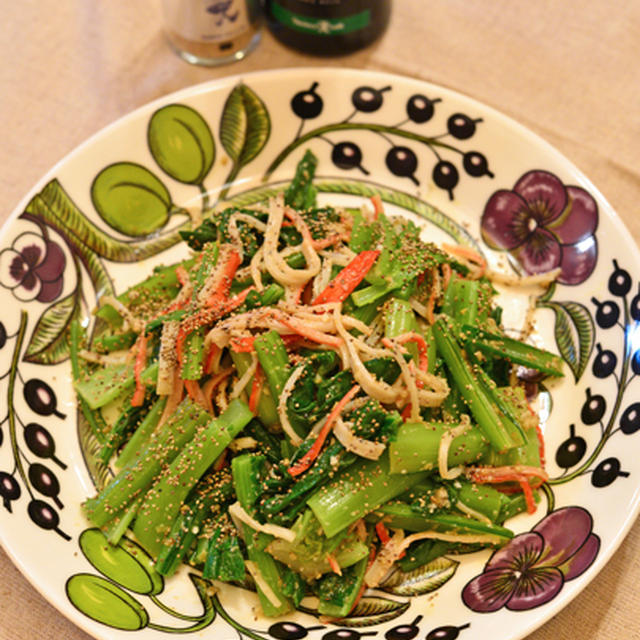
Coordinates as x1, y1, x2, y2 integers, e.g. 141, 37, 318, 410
162, 0, 262, 66
264, 0, 391, 55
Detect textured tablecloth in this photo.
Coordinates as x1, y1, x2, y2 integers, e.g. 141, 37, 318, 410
1, 2, 639, 639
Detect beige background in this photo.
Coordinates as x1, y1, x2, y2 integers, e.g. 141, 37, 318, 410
1, 2, 639, 638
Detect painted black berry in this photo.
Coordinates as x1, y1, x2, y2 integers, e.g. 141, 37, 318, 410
0, 322, 6, 349
631, 285, 640, 321
352, 85, 390, 112
447, 113, 481, 139
28, 499, 59, 529
426, 623, 470, 640
620, 402, 640, 435
555, 424, 587, 468
632, 349, 640, 376
406, 94, 440, 123
28, 463, 63, 509
463, 151, 493, 178
580, 388, 606, 425
269, 622, 323, 640
385, 615, 423, 640
433, 160, 459, 199
323, 630, 375, 640
291, 82, 323, 119
386, 146, 419, 184
332, 142, 364, 171
23, 378, 65, 418
0, 471, 21, 511
591, 457, 628, 488
24, 423, 66, 469
591, 297, 620, 329
592, 343, 617, 378
608, 260, 631, 296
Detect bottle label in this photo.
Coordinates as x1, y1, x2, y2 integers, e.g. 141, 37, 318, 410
163, 0, 252, 43
270, 2, 371, 36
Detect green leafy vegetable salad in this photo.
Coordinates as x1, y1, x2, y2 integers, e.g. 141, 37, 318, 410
74, 150, 563, 619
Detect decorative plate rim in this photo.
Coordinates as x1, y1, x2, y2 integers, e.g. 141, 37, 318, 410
0, 66, 638, 640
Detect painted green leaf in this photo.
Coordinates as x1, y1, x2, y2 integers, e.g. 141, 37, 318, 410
542, 300, 595, 382
220, 83, 270, 190
148, 104, 215, 185
335, 596, 410, 627
379, 556, 459, 596
79, 528, 164, 595
27, 181, 184, 263
22, 288, 81, 364
91, 162, 173, 237
66, 573, 149, 630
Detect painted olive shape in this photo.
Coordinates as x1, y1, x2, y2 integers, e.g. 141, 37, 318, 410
23, 378, 64, 418
79, 528, 163, 595
148, 103, 215, 184
608, 259, 631, 296
291, 82, 324, 119
67, 573, 149, 630
91, 162, 172, 237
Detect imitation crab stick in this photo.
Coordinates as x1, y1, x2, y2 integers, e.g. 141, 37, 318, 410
312, 250, 380, 305
288, 384, 361, 477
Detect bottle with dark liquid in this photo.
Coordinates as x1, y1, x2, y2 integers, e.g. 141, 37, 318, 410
264, 0, 391, 55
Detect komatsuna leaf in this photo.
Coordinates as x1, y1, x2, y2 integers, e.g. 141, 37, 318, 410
23, 289, 81, 364
220, 83, 270, 174
379, 556, 459, 596
541, 299, 595, 382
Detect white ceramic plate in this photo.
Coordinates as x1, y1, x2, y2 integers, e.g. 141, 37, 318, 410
1, 68, 638, 640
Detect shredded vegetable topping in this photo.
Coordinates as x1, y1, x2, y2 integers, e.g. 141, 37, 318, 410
74, 149, 562, 619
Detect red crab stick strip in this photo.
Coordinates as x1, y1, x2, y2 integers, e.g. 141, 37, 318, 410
288, 384, 361, 477
205, 248, 241, 308
312, 250, 380, 305
131, 333, 149, 407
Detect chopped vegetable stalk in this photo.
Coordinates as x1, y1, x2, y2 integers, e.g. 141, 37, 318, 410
284, 149, 318, 210
316, 550, 370, 618
388, 420, 489, 474
115, 397, 167, 470
69, 320, 108, 444
231, 453, 293, 617
75, 361, 158, 411
82, 398, 211, 527
462, 324, 564, 377
369, 502, 513, 544
432, 318, 524, 452
133, 399, 253, 555
307, 453, 429, 538
254, 331, 293, 423
441, 276, 480, 325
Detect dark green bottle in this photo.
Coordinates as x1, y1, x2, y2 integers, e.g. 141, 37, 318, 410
265, 0, 391, 55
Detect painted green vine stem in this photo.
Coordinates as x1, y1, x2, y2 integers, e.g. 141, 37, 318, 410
7, 311, 29, 498
548, 300, 631, 486
264, 123, 460, 181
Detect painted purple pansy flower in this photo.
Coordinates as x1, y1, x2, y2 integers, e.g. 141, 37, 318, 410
0, 231, 66, 302
481, 170, 598, 285
462, 506, 600, 612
